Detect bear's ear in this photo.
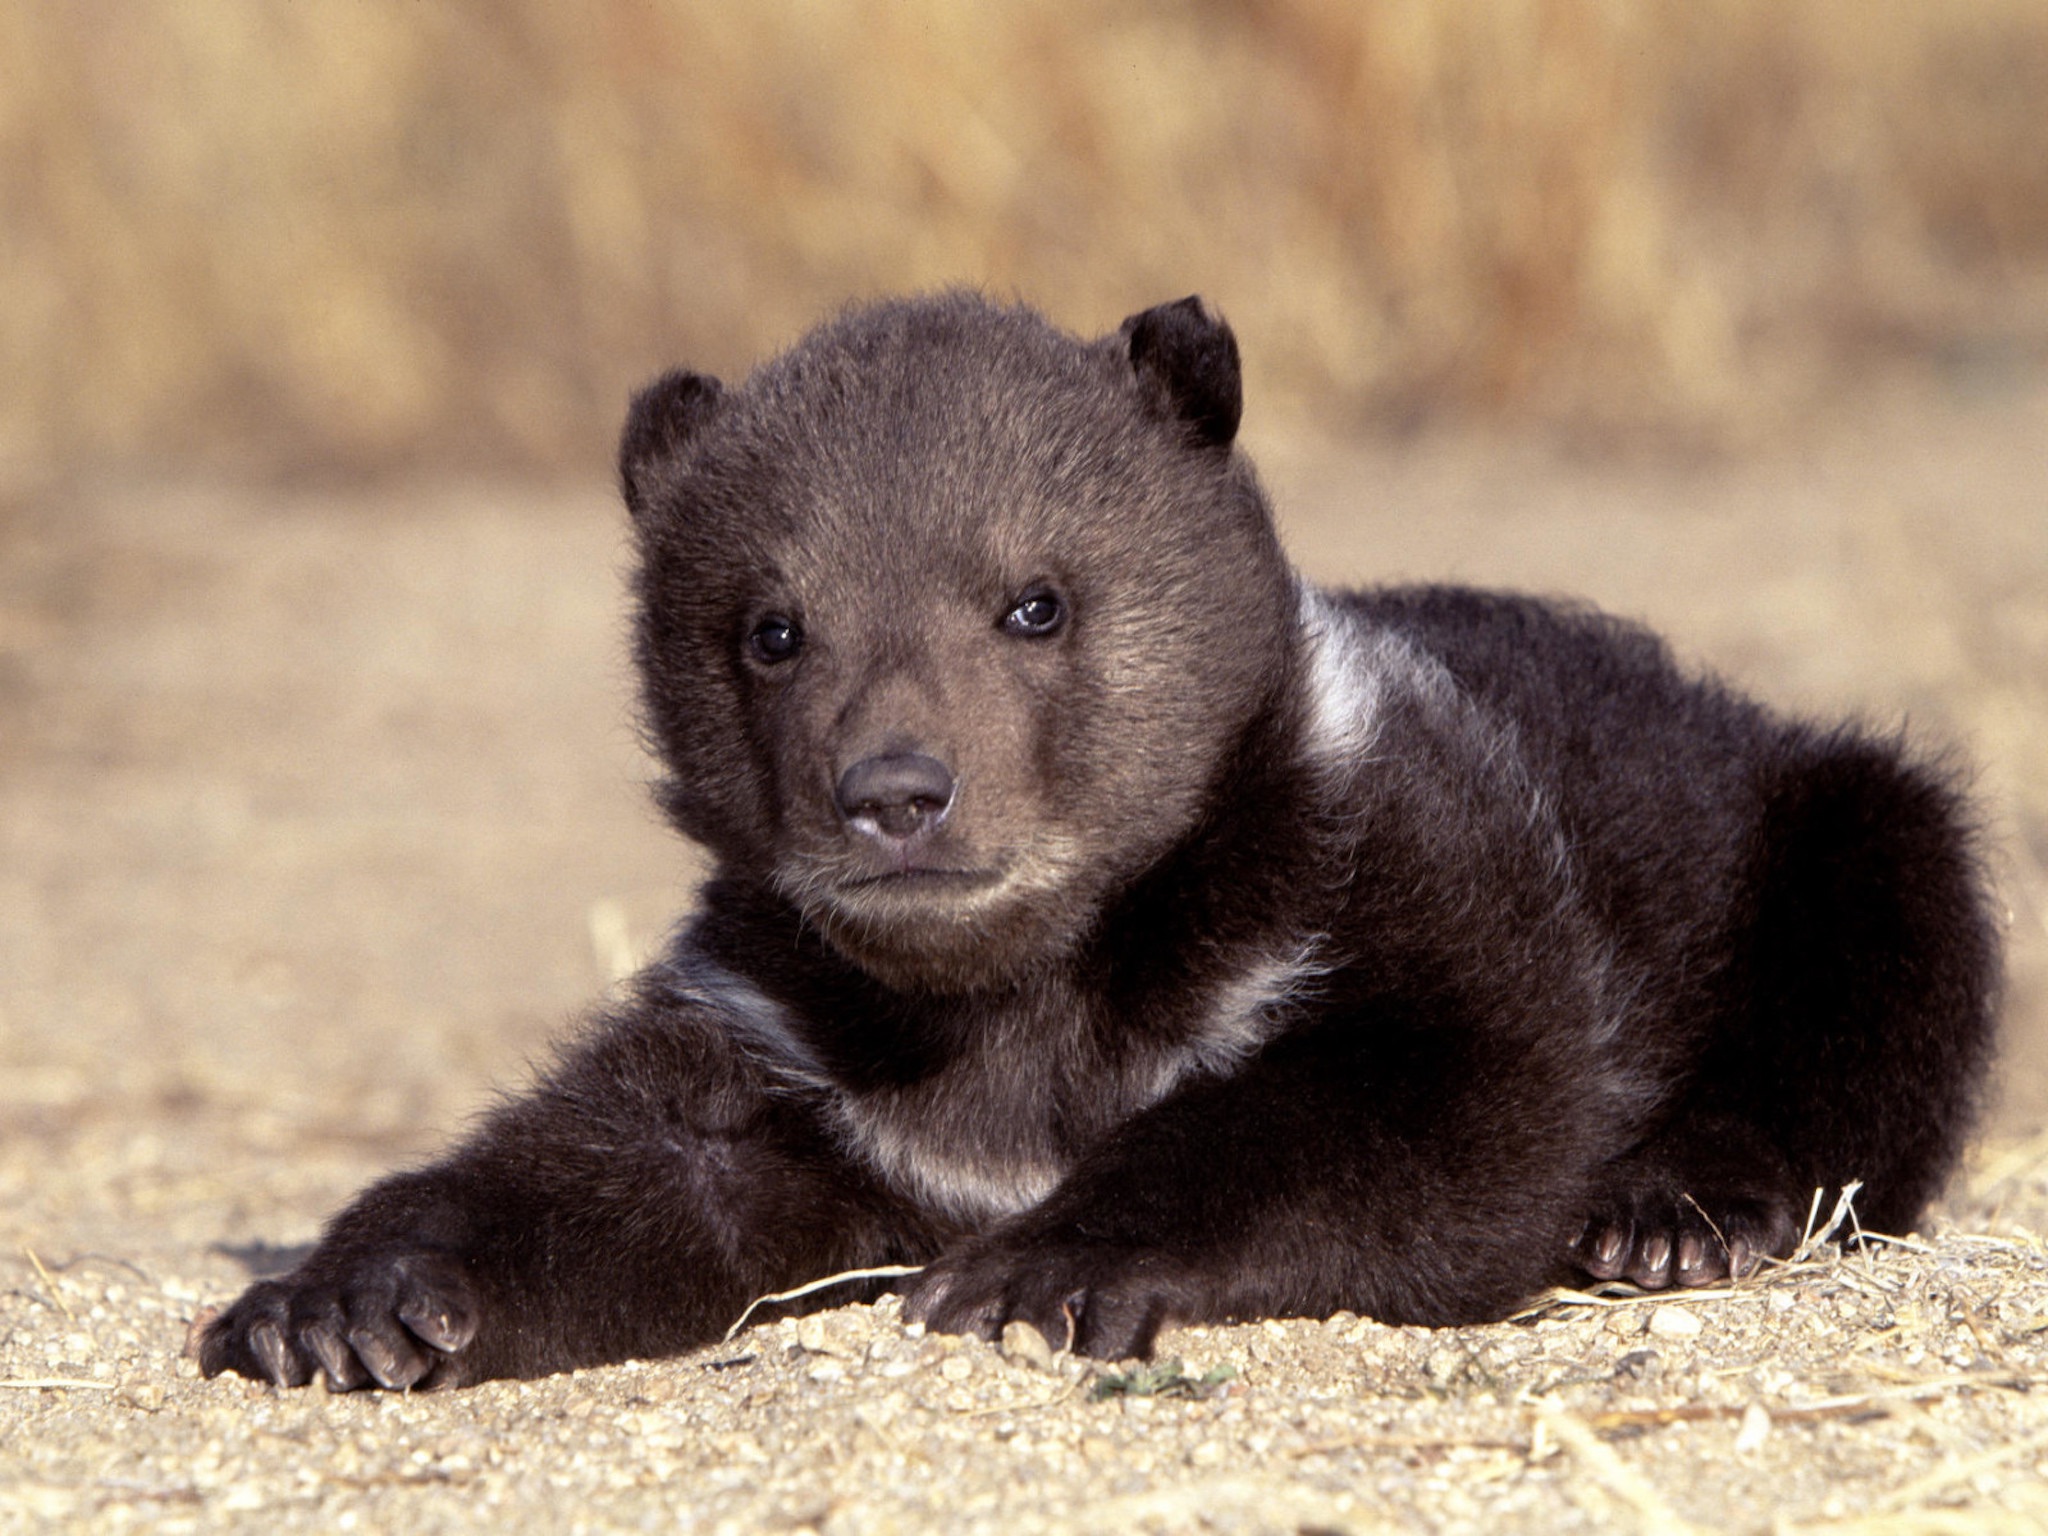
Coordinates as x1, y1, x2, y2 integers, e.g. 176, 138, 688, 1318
1118, 296, 1241, 451
619, 369, 724, 522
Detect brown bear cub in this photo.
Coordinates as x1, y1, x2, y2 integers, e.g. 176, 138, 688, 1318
200, 293, 1999, 1390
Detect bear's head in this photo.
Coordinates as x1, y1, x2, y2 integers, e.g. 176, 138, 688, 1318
620, 293, 1297, 993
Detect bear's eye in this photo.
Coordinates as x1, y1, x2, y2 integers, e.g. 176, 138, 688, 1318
747, 616, 804, 664
1001, 588, 1067, 638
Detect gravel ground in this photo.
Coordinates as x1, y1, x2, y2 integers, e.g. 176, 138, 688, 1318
4, 374, 2046, 1533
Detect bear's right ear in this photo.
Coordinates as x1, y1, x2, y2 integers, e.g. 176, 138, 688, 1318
1119, 296, 1241, 451
619, 370, 724, 522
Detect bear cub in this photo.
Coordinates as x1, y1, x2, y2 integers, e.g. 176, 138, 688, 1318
201, 293, 1999, 1390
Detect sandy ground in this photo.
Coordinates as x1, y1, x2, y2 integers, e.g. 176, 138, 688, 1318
3, 373, 2047, 1532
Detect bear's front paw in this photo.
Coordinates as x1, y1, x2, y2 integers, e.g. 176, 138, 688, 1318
903, 1237, 1193, 1361
195, 1249, 481, 1391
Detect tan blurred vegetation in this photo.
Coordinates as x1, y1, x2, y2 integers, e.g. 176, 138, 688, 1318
4, 0, 2047, 481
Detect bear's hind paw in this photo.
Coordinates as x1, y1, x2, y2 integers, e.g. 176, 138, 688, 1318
1573, 1192, 1798, 1290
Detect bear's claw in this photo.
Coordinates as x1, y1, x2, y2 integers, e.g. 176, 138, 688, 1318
196, 1249, 479, 1392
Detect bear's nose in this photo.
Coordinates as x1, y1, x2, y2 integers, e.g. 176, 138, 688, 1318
835, 752, 956, 840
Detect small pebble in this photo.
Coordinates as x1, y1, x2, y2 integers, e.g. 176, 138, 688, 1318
1613, 1348, 1661, 1381
999, 1321, 1055, 1373
1424, 1345, 1465, 1383
795, 1314, 862, 1359
1647, 1306, 1704, 1339
1735, 1401, 1771, 1454
117, 1381, 167, 1412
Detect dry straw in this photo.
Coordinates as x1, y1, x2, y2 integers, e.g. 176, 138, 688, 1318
5, 1, 2046, 479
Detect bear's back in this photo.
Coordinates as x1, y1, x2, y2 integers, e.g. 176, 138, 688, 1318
1344, 585, 1780, 991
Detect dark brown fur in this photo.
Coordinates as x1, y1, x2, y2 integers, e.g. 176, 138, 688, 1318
199, 293, 1999, 1389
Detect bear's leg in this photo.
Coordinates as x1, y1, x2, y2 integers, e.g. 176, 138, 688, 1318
198, 996, 940, 1388
1578, 734, 1999, 1288
905, 1004, 1622, 1356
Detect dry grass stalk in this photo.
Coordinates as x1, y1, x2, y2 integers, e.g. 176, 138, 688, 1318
1534, 1398, 1711, 1534
723, 1263, 924, 1342
20, 1246, 74, 1324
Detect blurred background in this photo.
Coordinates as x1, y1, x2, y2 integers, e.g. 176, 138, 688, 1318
3, 1, 2047, 1265
5, 0, 2048, 483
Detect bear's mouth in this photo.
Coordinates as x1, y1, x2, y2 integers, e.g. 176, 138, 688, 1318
840, 868, 1002, 893
784, 838, 1092, 990
823, 864, 1017, 923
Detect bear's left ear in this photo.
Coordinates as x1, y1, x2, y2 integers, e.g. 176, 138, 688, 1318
619, 369, 725, 522
1119, 296, 1241, 451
